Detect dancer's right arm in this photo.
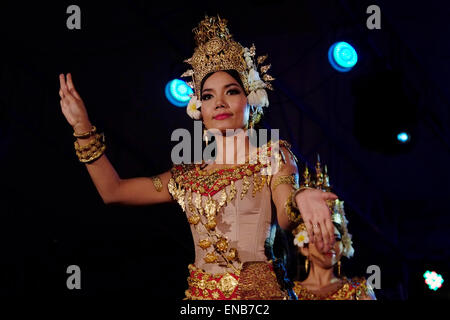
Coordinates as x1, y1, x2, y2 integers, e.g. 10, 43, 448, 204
59, 73, 173, 206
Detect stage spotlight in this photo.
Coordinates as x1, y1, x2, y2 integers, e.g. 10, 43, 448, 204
397, 132, 410, 143
423, 271, 444, 291
328, 41, 358, 72
165, 79, 193, 107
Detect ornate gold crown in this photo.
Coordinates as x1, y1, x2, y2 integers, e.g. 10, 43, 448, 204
186, 15, 248, 97
181, 15, 275, 119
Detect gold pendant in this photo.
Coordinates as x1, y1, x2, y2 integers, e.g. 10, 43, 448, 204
204, 252, 218, 263
227, 248, 238, 261
205, 219, 217, 230
240, 175, 250, 200
227, 180, 237, 203
199, 239, 212, 249
215, 237, 229, 252
188, 213, 201, 225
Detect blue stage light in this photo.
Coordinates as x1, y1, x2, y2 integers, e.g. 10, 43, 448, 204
328, 41, 358, 72
165, 79, 193, 107
397, 132, 410, 143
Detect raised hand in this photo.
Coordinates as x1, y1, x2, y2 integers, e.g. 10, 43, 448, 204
295, 189, 338, 253
59, 73, 91, 131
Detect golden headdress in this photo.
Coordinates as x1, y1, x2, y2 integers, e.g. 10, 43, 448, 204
292, 155, 355, 258
181, 15, 275, 120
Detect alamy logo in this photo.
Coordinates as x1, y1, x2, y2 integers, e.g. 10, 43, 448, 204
66, 265, 81, 290
366, 265, 381, 289
66, 5, 81, 30
366, 5, 381, 30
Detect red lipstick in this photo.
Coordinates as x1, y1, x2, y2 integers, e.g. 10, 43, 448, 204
214, 113, 232, 120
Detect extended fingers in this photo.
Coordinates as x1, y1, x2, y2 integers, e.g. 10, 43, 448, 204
319, 220, 331, 250
59, 74, 74, 100
320, 201, 335, 249
66, 73, 74, 90
66, 73, 81, 99
59, 74, 68, 92
312, 221, 324, 251
306, 221, 315, 245
325, 216, 336, 246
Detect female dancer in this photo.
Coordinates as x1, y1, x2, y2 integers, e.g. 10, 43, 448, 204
59, 15, 338, 299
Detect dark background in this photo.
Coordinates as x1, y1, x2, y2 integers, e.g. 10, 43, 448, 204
1, 0, 449, 300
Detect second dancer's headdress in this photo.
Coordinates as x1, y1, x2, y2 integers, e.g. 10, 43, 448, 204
181, 15, 275, 120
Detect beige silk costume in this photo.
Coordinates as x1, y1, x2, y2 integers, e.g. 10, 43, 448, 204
181, 166, 272, 275
168, 140, 296, 299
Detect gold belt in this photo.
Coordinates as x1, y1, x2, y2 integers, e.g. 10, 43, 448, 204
185, 262, 287, 300
185, 264, 240, 300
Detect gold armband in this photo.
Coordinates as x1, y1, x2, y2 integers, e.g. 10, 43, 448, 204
151, 176, 163, 192
272, 174, 298, 191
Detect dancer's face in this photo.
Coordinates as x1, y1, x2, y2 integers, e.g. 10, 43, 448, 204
200, 71, 249, 132
300, 226, 344, 270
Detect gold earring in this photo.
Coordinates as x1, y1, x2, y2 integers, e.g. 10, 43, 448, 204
305, 258, 309, 273
246, 112, 252, 130
203, 129, 208, 146
337, 260, 341, 277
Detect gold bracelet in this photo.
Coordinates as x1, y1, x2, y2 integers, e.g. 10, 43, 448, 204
78, 144, 106, 163
73, 125, 97, 139
285, 189, 303, 224
74, 133, 103, 151
74, 132, 106, 163
291, 186, 316, 210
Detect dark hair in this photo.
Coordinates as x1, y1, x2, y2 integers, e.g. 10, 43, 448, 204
265, 223, 298, 299
199, 69, 246, 98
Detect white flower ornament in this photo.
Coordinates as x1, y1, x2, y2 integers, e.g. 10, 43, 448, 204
186, 95, 202, 120
342, 233, 355, 258
294, 229, 309, 248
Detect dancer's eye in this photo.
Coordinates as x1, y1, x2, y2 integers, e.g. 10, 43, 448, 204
227, 89, 240, 95
201, 94, 212, 100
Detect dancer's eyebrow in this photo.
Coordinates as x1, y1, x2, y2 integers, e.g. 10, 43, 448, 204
202, 82, 240, 93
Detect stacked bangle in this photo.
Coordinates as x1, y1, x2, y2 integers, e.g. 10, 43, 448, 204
74, 130, 106, 163
73, 125, 97, 139
285, 189, 303, 224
